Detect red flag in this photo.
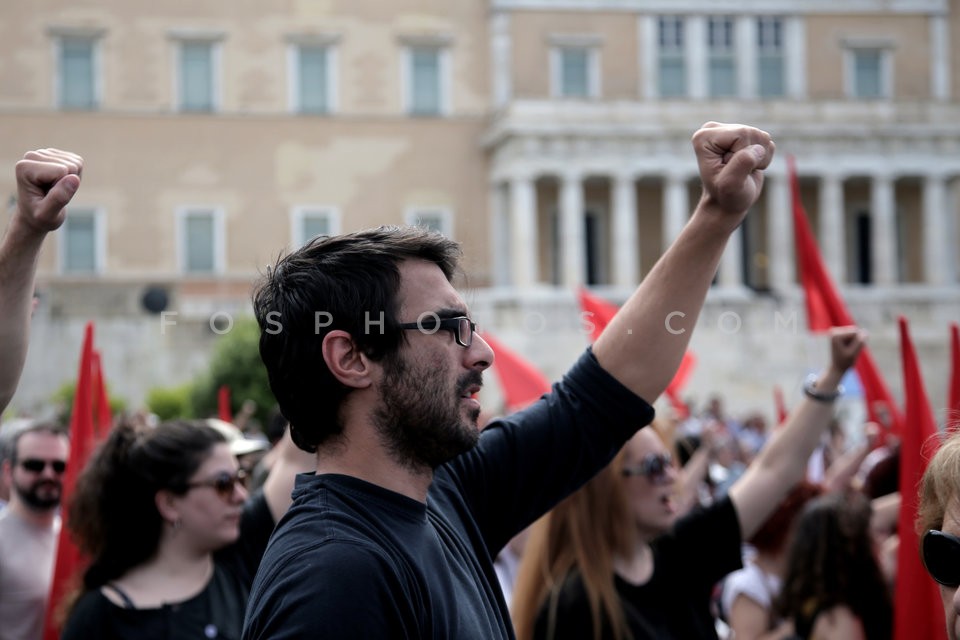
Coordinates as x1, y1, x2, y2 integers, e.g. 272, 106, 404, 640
218, 385, 233, 423
893, 317, 947, 640
43, 322, 105, 640
577, 288, 617, 343
482, 333, 551, 413
949, 323, 960, 433
91, 350, 111, 434
788, 155, 903, 436
773, 385, 788, 427
577, 288, 695, 416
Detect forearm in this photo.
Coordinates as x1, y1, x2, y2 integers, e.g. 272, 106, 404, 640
823, 441, 870, 494
0, 217, 47, 412
677, 446, 711, 513
730, 366, 843, 538
593, 197, 740, 401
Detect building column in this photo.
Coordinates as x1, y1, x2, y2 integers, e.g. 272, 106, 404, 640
686, 16, 707, 99
559, 170, 586, 287
923, 174, 949, 285
736, 16, 757, 99
490, 11, 512, 109
785, 16, 806, 99
931, 14, 950, 102
509, 174, 538, 287
488, 180, 510, 287
662, 173, 689, 251
611, 172, 638, 287
717, 226, 744, 288
871, 173, 898, 286
818, 174, 846, 283
766, 173, 794, 290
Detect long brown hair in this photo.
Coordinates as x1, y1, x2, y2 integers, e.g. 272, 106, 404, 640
512, 449, 635, 640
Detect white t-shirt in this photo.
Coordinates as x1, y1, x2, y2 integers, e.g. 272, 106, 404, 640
0, 508, 59, 640
721, 561, 781, 622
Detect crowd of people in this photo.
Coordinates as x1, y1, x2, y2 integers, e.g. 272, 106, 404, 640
0, 123, 956, 640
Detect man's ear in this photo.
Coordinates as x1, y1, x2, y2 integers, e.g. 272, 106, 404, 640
321, 330, 375, 390
1, 460, 12, 486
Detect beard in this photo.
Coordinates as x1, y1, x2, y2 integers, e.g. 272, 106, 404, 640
15, 478, 62, 511
373, 351, 482, 470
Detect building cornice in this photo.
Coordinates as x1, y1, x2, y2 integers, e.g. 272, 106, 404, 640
491, 0, 946, 14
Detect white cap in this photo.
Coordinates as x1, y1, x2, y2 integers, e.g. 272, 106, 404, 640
205, 419, 269, 457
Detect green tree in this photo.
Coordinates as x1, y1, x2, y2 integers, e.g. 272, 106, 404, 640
145, 384, 193, 421
190, 316, 275, 432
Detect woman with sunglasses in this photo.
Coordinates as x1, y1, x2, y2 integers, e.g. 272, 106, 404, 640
919, 429, 960, 640
511, 327, 866, 640
59, 419, 311, 639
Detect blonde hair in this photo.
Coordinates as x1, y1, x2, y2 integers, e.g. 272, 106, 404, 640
918, 429, 960, 535
511, 450, 635, 640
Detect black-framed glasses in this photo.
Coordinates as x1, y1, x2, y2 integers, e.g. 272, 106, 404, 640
19, 458, 67, 474
186, 469, 247, 500
922, 529, 960, 587
621, 453, 674, 485
397, 315, 476, 348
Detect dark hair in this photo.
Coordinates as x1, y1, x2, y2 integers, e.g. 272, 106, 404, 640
8, 421, 69, 464
861, 445, 900, 500
748, 481, 822, 553
68, 420, 226, 591
777, 491, 891, 640
253, 225, 462, 452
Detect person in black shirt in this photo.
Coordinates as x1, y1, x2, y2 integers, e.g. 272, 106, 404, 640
61, 419, 311, 640
242, 122, 776, 639
510, 328, 865, 640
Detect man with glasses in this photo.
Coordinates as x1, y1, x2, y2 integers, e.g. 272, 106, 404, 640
0, 422, 69, 640
243, 122, 775, 639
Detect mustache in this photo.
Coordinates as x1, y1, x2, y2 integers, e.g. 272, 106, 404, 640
457, 370, 483, 395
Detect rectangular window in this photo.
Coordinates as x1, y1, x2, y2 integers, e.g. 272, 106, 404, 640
179, 41, 215, 112
852, 49, 883, 98
291, 207, 340, 247
58, 38, 97, 110
657, 17, 686, 98
61, 209, 100, 274
708, 17, 736, 98
559, 47, 590, 98
409, 46, 442, 115
178, 208, 223, 274
757, 17, 785, 98
405, 208, 453, 238
296, 45, 330, 114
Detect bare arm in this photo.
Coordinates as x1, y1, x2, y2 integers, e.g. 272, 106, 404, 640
0, 149, 82, 413
728, 595, 796, 640
823, 423, 880, 494
593, 123, 774, 402
729, 327, 866, 539
262, 426, 318, 522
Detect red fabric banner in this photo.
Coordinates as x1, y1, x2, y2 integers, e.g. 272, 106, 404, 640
482, 333, 551, 413
893, 317, 947, 640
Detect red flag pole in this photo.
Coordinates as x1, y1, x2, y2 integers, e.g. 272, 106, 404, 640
43, 322, 97, 640
893, 317, 947, 640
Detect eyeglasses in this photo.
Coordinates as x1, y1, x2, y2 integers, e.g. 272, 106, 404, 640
397, 315, 476, 348
922, 529, 960, 587
186, 469, 247, 500
19, 458, 67, 474
621, 453, 674, 485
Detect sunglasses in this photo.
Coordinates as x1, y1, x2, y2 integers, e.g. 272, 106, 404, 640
186, 469, 247, 500
621, 453, 674, 484
922, 529, 960, 587
19, 458, 67, 474
397, 316, 477, 348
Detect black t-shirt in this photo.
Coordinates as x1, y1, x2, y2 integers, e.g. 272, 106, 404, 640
242, 349, 655, 639
61, 491, 274, 640
532, 496, 742, 640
